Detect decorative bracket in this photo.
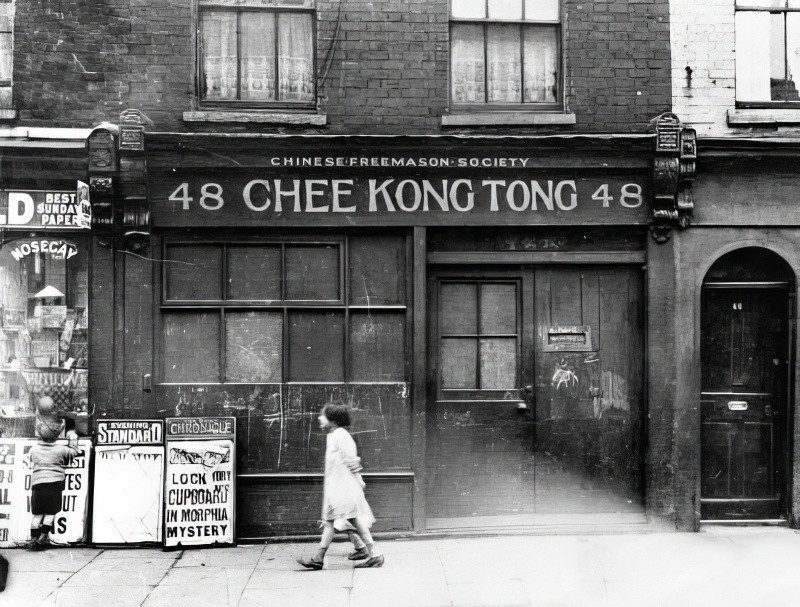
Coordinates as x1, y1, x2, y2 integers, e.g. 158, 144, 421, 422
86, 109, 150, 252
650, 113, 696, 243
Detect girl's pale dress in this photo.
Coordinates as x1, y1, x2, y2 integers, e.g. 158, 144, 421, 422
322, 427, 375, 527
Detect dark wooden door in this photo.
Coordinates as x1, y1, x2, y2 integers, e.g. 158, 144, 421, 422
533, 268, 644, 514
701, 287, 790, 520
426, 267, 645, 525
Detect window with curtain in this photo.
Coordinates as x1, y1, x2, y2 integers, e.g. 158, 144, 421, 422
450, 0, 560, 108
198, 0, 315, 107
736, 0, 800, 105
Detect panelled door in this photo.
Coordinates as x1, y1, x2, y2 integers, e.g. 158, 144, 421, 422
701, 285, 791, 520
426, 266, 645, 526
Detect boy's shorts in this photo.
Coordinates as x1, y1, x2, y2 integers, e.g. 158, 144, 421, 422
31, 481, 65, 515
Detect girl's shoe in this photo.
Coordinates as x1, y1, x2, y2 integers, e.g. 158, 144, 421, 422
347, 547, 369, 561
297, 556, 324, 570
354, 553, 385, 568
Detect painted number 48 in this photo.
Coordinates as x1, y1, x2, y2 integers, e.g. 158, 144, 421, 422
591, 183, 643, 208
168, 182, 225, 211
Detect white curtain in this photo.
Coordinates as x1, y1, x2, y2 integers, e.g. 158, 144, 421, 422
278, 13, 314, 102
241, 13, 276, 101
451, 24, 486, 103
201, 12, 237, 100
489, 0, 522, 19
525, 0, 559, 21
523, 26, 558, 102
487, 24, 522, 102
452, 0, 486, 18
735, 11, 772, 101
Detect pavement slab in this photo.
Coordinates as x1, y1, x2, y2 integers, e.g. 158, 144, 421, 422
1, 529, 800, 606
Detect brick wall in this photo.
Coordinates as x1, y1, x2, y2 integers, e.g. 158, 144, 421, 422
670, 0, 800, 136
670, 0, 736, 135
11, 0, 671, 133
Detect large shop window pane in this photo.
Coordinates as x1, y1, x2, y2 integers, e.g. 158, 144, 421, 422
288, 312, 344, 381
350, 313, 406, 381
451, 24, 486, 103
165, 245, 223, 301
523, 26, 558, 102
480, 338, 517, 389
240, 12, 276, 101
227, 246, 282, 300
201, 11, 238, 101
0, 236, 90, 438
278, 12, 314, 102
349, 236, 406, 305
163, 312, 220, 382
480, 283, 517, 334
442, 338, 477, 389
440, 283, 478, 335
225, 311, 282, 382
487, 24, 522, 102
285, 245, 340, 300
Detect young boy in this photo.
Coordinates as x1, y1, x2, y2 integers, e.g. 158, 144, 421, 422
28, 396, 80, 550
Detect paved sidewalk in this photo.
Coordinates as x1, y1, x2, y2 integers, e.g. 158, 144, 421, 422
2, 527, 800, 607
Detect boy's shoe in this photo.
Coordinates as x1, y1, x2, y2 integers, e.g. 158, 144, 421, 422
354, 553, 385, 568
297, 556, 324, 570
347, 547, 369, 561
28, 538, 50, 552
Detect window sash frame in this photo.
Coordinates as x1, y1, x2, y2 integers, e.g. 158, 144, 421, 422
449, 0, 562, 110
437, 278, 521, 398
449, 20, 562, 109
734, 5, 800, 107
196, 5, 317, 109
157, 235, 411, 386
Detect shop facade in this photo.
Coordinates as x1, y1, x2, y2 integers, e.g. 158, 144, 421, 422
110, 121, 696, 537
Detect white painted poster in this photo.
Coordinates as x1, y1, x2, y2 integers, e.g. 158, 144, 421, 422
92, 420, 164, 544
0, 438, 92, 546
164, 417, 235, 547
0, 440, 26, 546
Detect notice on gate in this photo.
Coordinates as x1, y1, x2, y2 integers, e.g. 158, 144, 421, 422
92, 420, 165, 544
164, 417, 235, 547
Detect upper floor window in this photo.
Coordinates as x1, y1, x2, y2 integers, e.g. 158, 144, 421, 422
0, 0, 13, 103
736, 0, 800, 106
449, 0, 560, 109
198, 0, 315, 108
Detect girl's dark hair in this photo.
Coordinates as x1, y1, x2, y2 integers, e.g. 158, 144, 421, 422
323, 403, 351, 428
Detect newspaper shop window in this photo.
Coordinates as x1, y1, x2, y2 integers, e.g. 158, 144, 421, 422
0, 237, 89, 438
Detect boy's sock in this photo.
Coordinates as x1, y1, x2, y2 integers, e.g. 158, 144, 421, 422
39, 525, 53, 541
30, 527, 41, 540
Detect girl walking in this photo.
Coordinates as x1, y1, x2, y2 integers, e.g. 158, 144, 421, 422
298, 402, 384, 569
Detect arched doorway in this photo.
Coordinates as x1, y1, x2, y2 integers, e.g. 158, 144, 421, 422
701, 247, 795, 521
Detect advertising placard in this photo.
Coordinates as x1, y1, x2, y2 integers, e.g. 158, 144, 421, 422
92, 420, 165, 544
164, 417, 235, 547
0, 438, 92, 546
0, 184, 91, 230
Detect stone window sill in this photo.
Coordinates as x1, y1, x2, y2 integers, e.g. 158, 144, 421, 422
727, 109, 800, 126
183, 111, 327, 126
442, 112, 576, 127
0, 109, 17, 121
